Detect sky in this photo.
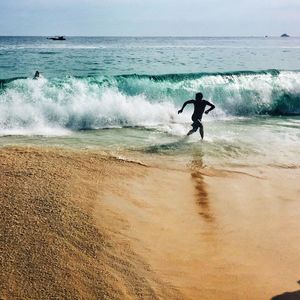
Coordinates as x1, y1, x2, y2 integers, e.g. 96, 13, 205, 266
0, 0, 299, 36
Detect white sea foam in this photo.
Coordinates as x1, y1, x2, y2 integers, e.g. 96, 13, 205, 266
0, 77, 185, 135
0, 71, 299, 136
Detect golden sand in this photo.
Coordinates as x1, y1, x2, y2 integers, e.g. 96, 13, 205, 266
0, 147, 180, 299
1, 146, 300, 299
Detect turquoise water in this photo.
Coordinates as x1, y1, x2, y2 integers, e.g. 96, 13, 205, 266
1, 36, 300, 77
0, 36, 300, 166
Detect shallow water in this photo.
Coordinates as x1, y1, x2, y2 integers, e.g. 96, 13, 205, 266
1, 116, 299, 168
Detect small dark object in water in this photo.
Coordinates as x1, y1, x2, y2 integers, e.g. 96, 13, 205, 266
47, 36, 66, 41
33, 71, 40, 79
281, 33, 290, 37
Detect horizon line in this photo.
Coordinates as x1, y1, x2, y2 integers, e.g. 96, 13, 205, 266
0, 34, 298, 38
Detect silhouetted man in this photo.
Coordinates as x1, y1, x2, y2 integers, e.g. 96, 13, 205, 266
178, 92, 215, 139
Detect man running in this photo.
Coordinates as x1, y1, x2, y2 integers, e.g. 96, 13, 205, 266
178, 92, 215, 139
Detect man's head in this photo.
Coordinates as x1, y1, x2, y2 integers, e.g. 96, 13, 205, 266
196, 92, 203, 101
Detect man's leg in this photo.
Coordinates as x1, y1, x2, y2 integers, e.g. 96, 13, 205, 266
187, 121, 198, 136
187, 128, 197, 136
199, 122, 204, 139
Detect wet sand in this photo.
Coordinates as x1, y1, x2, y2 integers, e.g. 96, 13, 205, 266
1, 146, 300, 299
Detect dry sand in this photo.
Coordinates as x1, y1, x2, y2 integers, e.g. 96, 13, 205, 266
1, 146, 300, 299
0, 146, 180, 300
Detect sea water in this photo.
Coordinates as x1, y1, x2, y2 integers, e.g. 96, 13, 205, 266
0, 36, 299, 167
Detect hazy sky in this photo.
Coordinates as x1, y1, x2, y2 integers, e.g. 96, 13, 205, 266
0, 0, 299, 36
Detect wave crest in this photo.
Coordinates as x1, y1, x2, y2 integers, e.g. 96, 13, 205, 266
0, 70, 299, 135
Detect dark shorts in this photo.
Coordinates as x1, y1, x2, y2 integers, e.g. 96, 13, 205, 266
191, 119, 202, 130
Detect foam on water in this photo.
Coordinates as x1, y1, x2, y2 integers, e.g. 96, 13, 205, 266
0, 70, 299, 136
0, 77, 180, 135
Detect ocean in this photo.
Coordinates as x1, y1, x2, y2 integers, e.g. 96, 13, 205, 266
0, 36, 300, 167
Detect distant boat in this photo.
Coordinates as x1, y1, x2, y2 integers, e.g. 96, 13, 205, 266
47, 36, 66, 41
281, 33, 290, 38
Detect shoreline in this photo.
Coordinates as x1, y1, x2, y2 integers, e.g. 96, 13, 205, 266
1, 146, 300, 299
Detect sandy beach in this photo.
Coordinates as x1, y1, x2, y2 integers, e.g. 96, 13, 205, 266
1, 146, 300, 299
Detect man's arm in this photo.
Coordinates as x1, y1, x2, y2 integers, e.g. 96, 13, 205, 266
204, 101, 215, 114
178, 100, 194, 114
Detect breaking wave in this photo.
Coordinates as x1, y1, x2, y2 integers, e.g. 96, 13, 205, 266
0, 69, 299, 135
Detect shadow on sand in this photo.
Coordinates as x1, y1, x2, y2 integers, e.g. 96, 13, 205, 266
271, 280, 300, 299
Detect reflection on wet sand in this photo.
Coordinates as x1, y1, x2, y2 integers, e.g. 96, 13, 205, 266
189, 157, 215, 223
